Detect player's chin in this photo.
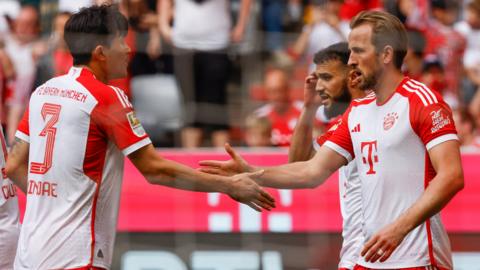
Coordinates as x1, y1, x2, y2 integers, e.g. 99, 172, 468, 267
321, 99, 331, 107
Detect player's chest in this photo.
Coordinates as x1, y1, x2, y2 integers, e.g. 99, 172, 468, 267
348, 101, 415, 155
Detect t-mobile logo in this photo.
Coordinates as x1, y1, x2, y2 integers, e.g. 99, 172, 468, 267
361, 141, 378, 175
207, 190, 292, 232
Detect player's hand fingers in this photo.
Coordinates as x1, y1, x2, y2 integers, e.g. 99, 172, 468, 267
364, 239, 386, 263
259, 188, 275, 205
257, 190, 276, 208
379, 246, 394, 262
253, 199, 272, 211
245, 202, 261, 212
361, 235, 378, 256
198, 160, 223, 168
225, 143, 241, 161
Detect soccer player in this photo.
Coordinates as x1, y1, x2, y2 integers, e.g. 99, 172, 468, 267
5, 5, 275, 270
200, 11, 463, 269
289, 42, 367, 270
0, 129, 20, 270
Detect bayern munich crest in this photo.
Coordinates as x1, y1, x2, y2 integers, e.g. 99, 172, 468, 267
383, 112, 399, 131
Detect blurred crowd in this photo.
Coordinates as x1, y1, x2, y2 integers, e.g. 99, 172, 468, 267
0, 0, 479, 151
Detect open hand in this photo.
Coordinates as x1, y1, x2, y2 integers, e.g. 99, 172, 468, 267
228, 170, 276, 212
199, 143, 252, 176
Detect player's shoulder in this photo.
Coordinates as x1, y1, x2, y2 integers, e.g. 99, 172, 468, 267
397, 78, 442, 107
351, 91, 376, 107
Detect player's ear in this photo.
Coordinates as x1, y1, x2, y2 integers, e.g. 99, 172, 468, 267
91, 45, 107, 62
382, 45, 394, 66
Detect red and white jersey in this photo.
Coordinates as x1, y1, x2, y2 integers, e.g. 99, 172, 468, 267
314, 118, 363, 269
0, 128, 20, 270
14, 67, 151, 270
325, 78, 457, 269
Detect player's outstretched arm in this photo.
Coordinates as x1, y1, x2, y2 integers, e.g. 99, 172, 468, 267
200, 143, 346, 189
289, 73, 322, 162
361, 140, 464, 263
128, 144, 275, 212
5, 138, 29, 193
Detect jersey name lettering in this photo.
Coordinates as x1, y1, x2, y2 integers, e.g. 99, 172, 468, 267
27, 180, 57, 198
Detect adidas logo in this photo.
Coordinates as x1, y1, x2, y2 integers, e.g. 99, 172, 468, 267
351, 124, 361, 133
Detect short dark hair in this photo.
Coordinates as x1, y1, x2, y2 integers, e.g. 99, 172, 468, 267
350, 11, 408, 69
64, 5, 128, 65
313, 42, 350, 66
407, 30, 426, 58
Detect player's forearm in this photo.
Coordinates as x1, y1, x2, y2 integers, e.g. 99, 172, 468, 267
145, 158, 231, 193
256, 161, 332, 189
5, 138, 29, 193
7, 164, 28, 193
391, 171, 464, 236
288, 106, 318, 162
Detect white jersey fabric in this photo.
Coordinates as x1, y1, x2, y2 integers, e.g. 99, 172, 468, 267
14, 67, 151, 270
325, 78, 457, 269
172, 0, 231, 50
0, 128, 20, 270
314, 118, 362, 269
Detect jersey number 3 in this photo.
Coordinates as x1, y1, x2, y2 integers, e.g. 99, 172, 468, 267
30, 103, 62, 175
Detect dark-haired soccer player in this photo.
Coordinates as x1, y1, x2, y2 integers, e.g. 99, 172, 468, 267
6, 5, 274, 270
200, 11, 463, 269
289, 42, 367, 270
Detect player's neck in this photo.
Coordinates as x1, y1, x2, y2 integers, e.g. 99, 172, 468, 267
375, 70, 404, 104
76, 64, 108, 84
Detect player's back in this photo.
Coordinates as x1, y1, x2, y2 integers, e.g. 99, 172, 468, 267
14, 67, 150, 269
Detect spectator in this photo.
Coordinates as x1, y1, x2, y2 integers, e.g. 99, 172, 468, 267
123, 0, 164, 76
34, 12, 73, 87
159, 0, 252, 148
424, 0, 466, 102
244, 114, 272, 147
0, 0, 20, 35
291, 0, 350, 70
261, 0, 286, 53
453, 108, 480, 151
455, 0, 480, 103
403, 30, 426, 81
254, 67, 319, 147
3, 5, 41, 143
339, 0, 382, 20
420, 56, 449, 101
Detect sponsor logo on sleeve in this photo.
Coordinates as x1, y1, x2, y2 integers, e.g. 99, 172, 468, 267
127, 111, 146, 137
430, 109, 451, 134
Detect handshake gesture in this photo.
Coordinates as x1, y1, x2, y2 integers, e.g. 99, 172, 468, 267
199, 144, 272, 211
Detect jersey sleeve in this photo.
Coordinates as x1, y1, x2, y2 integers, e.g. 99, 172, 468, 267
15, 105, 30, 142
313, 117, 342, 151
324, 107, 354, 162
410, 93, 458, 150
92, 87, 151, 156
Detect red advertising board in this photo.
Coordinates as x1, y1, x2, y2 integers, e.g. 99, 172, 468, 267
16, 150, 480, 233
117, 150, 480, 233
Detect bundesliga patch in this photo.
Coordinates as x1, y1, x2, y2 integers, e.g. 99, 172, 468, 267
127, 111, 146, 137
